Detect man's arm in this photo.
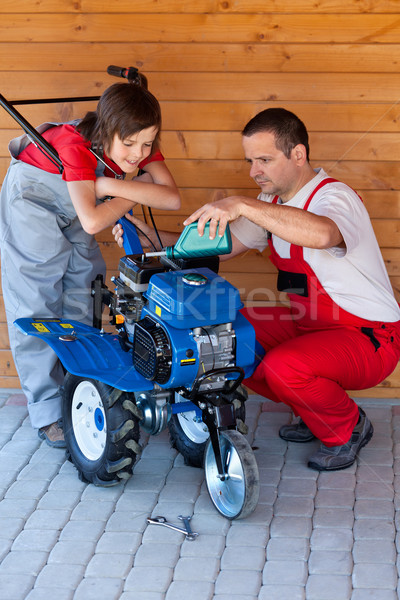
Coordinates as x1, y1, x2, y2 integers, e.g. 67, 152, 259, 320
184, 195, 344, 250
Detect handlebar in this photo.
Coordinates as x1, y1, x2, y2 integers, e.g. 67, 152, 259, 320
107, 65, 140, 83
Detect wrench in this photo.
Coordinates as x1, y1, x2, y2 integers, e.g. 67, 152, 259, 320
147, 516, 198, 541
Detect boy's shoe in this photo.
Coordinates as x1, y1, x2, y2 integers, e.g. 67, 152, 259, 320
307, 408, 373, 471
38, 420, 66, 448
279, 418, 316, 443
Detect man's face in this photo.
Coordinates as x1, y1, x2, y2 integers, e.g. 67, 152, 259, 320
242, 131, 300, 202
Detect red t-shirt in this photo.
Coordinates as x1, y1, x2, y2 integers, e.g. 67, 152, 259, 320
18, 123, 164, 182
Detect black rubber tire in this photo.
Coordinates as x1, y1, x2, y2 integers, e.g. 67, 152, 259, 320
168, 393, 209, 468
168, 387, 248, 469
204, 429, 260, 520
62, 374, 141, 486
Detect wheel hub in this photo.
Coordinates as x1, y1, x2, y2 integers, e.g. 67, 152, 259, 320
71, 381, 107, 461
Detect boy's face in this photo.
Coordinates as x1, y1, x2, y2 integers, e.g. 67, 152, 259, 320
108, 126, 158, 173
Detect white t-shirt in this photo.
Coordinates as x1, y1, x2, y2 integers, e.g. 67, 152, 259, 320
230, 168, 400, 322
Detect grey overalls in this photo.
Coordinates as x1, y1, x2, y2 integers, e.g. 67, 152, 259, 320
0, 123, 106, 428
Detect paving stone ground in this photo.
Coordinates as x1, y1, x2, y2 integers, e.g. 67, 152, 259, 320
0, 389, 399, 600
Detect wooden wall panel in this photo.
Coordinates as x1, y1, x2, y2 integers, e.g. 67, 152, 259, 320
0, 0, 399, 396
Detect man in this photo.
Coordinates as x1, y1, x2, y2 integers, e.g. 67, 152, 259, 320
116, 107, 400, 471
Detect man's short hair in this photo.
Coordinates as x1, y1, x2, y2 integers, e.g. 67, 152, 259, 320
242, 107, 310, 161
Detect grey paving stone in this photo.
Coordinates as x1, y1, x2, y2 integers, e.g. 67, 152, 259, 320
221, 545, 265, 570
73, 577, 123, 600
273, 496, 314, 518
141, 523, 188, 544
266, 537, 309, 562
0, 497, 37, 519
36, 490, 82, 511
80, 483, 124, 502
0, 550, 48, 575
24, 509, 71, 531
314, 489, 355, 508
278, 477, 317, 498
354, 499, 395, 520
96, 531, 142, 555
0, 537, 12, 561
270, 516, 312, 539
354, 518, 395, 540
280, 463, 318, 480
263, 559, 308, 586
34, 564, 85, 590
173, 556, 220, 581
12, 529, 60, 553
360, 448, 394, 466
124, 566, 173, 592
0, 516, 24, 539
181, 533, 226, 557
306, 574, 352, 599
123, 472, 167, 493
59, 520, 106, 542
186, 513, 231, 536
70, 500, 115, 521
25, 587, 74, 600
47, 473, 89, 492
351, 590, 398, 600
353, 563, 398, 589
353, 539, 396, 564
226, 523, 269, 547
258, 585, 305, 600
121, 593, 164, 600
47, 541, 96, 565
257, 467, 282, 486
258, 484, 277, 504
308, 549, 353, 575
310, 528, 354, 551
195, 492, 220, 514
356, 465, 394, 483
5, 478, 49, 499
214, 595, 257, 600
158, 482, 201, 503
17, 461, 62, 481
313, 507, 354, 529
134, 542, 181, 567
165, 581, 214, 600
150, 499, 196, 520
0, 573, 35, 600
105, 510, 148, 533
215, 569, 262, 596
356, 481, 394, 500
318, 471, 356, 489
85, 552, 133, 578
253, 453, 284, 470
133, 458, 175, 476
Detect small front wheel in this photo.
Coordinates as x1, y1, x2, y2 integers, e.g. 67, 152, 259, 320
204, 429, 259, 519
62, 374, 141, 486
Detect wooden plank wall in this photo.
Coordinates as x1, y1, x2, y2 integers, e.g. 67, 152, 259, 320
0, 0, 400, 396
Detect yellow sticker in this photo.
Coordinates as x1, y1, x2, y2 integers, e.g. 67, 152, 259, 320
180, 358, 196, 365
32, 323, 50, 333
155, 305, 162, 317
60, 323, 74, 329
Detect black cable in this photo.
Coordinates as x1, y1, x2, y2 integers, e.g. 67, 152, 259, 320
134, 225, 158, 252
148, 207, 164, 251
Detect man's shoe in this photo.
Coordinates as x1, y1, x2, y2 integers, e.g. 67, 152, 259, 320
38, 420, 66, 448
279, 418, 316, 443
307, 408, 373, 472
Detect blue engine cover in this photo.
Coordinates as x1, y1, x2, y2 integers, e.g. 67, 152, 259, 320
144, 267, 242, 329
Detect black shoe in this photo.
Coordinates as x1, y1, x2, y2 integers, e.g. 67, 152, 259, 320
307, 408, 373, 472
279, 418, 316, 443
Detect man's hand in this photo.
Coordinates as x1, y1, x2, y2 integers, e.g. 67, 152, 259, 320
183, 197, 243, 239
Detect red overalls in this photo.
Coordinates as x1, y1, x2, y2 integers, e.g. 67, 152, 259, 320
242, 178, 400, 446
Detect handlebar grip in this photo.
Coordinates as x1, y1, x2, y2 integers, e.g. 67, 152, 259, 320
107, 65, 140, 83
